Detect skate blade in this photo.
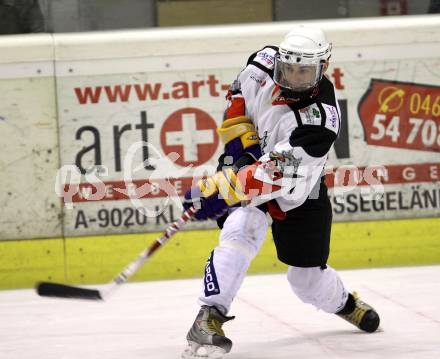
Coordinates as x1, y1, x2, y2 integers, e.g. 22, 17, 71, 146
181, 341, 226, 359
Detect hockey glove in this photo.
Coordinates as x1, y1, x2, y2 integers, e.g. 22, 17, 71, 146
183, 153, 296, 221
183, 168, 248, 221
183, 187, 229, 221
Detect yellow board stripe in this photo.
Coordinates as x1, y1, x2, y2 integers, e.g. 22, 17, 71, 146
1, 217, 439, 289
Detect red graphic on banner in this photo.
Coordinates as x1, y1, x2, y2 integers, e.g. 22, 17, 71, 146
358, 79, 440, 152
69, 177, 195, 202
66, 162, 440, 203
160, 107, 219, 167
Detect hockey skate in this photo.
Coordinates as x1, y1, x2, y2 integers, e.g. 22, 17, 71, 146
182, 306, 235, 359
337, 292, 380, 333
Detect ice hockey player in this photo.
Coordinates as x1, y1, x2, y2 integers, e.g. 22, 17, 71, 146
182, 25, 380, 358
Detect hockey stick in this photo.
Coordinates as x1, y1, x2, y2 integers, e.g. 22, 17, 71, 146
36, 206, 196, 301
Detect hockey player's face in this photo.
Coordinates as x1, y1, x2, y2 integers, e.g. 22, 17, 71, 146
283, 64, 317, 89
274, 55, 327, 92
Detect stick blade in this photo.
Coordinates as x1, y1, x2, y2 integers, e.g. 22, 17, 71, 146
36, 282, 103, 300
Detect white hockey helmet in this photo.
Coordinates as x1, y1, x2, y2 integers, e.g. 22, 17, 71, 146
274, 26, 332, 93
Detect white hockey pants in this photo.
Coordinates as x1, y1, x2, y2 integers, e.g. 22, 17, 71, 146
198, 207, 349, 315
198, 207, 268, 314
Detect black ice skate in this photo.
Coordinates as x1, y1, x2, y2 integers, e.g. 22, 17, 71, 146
337, 292, 380, 333
182, 305, 235, 359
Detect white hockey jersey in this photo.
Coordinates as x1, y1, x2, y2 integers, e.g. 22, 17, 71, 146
230, 46, 341, 212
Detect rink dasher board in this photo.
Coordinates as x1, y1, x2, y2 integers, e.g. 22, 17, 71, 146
1, 17, 440, 239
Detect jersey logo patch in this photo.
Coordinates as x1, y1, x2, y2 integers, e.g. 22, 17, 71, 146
255, 50, 275, 66
204, 251, 220, 297
322, 103, 340, 134
269, 150, 303, 178
299, 104, 322, 126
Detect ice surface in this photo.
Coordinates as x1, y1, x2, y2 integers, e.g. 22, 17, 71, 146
1, 265, 439, 359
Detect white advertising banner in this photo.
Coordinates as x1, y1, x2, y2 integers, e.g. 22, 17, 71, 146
57, 66, 239, 236
326, 59, 440, 221
57, 59, 440, 236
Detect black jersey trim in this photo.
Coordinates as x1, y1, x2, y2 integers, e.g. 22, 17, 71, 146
290, 106, 303, 126
316, 102, 327, 127
318, 77, 338, 107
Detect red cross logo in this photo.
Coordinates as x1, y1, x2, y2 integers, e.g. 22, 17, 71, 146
160, 107, 219, 167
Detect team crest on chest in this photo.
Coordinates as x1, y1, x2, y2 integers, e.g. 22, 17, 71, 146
299, 104, 322, 126
269, 150, 303, 178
